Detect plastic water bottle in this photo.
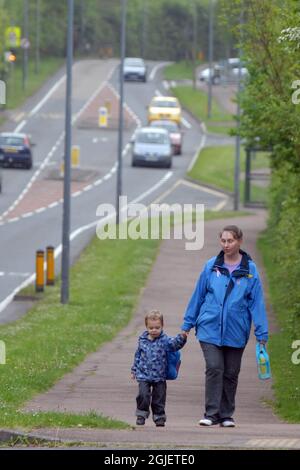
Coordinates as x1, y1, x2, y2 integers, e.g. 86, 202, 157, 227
256, 343, 271, 380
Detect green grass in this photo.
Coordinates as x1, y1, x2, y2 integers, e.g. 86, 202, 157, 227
0, 211, 252, 430
172, 85, 234, 135
0, 234, 160, 429
164, 61, 202, 81
4, 57, 63, 110
188, 145, 270, 204
258, 232, 300, 422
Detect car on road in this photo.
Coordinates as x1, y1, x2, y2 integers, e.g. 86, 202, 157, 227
123, 57, 147, 82
131, 127, 172, 168
149, 120, 183, 155
148, 96, 181, 125
0, 132, 33, 169
199, 65, 223, 84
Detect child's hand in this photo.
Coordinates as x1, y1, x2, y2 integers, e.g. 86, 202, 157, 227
181, 330, 189, 339
131, 373, 136, 380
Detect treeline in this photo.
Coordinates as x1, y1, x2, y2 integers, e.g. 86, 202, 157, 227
223, 0, 300, 337
0, 0, 233, 71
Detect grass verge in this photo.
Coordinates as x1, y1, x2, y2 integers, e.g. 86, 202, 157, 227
163, 61, 201, 81
4, 57, 63, 110
188, 145, 270, 204
258, 231, 300, 422
172, 85, 234, 135
0, 211, 251, 430
0, 234, 159, 429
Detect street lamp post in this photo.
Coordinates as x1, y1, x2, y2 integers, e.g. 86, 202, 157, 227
23, 0, 29, 90
61, 0, 74, 304
192, 0, 198, 90
207, 0, 214, 118
35, 0, 41, 74
233, 8, 244, 211
116, 0, 127, 225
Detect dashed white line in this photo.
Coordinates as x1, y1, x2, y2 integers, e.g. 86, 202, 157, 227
181, 117, 192, 129
14, 119, 27, 133
0, 170, 174, 315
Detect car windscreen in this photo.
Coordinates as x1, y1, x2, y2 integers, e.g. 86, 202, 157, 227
152, 100, 178, 108
0, 136, 24, 146
136, 132, 169, 144
151, 121, 178, 132
125, 59, 144, 67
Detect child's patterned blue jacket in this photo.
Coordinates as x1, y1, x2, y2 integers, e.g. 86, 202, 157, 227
131, 330, 186, 382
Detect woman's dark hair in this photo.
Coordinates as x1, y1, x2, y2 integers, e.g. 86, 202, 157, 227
220, 225, 243, 240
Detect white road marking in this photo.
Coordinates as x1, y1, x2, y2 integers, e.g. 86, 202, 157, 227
149, 62, 170, 81
187, 132, 207, 172
1, 65, 117, 222
163, 81, 170, 90
14, 120, 27, 133
0, 171, 173, 315
181, 117, 192, 129
29, 74, 66, 117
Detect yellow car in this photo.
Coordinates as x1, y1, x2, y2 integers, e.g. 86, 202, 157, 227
148, 96, 182, 125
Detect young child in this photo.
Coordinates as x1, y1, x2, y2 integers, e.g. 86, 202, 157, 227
131, 310, 187, 427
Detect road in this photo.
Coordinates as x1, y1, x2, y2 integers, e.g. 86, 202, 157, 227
0, 59, 227, 321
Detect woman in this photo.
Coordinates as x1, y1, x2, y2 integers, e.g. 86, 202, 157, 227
181, 225, 268, 427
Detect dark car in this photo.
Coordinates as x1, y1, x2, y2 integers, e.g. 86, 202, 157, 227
0, 132, 33, 169
123, 57, 147, 82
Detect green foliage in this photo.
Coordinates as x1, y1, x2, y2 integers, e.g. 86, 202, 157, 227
0, 0, 234, 67
222, 0, 300, 421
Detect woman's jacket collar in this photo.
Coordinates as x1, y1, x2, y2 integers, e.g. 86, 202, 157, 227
212, 249, 252, 278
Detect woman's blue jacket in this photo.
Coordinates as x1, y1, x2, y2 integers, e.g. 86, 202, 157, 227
181, 250, 268, 348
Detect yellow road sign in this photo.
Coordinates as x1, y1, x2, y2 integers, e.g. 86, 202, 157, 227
5, 27, 21, 48
99, 107, 108, 128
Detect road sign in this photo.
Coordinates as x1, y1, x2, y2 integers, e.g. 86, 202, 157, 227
5, 27, 21, 48
99, 106, 108, 128
20, 38, 31, 50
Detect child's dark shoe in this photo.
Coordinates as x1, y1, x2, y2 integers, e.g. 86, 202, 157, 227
155, 419, 165, 427
136, 416, 145, 425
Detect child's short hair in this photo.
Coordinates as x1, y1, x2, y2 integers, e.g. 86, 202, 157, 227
145, 310, 164, 327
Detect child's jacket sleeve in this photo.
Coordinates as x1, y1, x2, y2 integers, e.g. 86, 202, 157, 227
131, 345, 141, 374
166, 333, 187, 351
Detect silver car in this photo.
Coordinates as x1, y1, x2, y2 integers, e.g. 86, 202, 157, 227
123, 57, 147, 82
131, 127, 172, 168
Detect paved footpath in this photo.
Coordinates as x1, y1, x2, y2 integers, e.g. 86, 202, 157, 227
24, 211, 300, 449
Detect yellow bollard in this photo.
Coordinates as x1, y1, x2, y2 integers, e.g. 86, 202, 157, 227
36, 250, 44, 292
46, 246, 55, 286
71, 145, 80, 168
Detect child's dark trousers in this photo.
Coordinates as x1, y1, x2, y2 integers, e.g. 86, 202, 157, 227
136, 380, 166, 423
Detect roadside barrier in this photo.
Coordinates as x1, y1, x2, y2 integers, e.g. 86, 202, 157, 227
35, 250, 44, 292
46, 246, 55, 286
